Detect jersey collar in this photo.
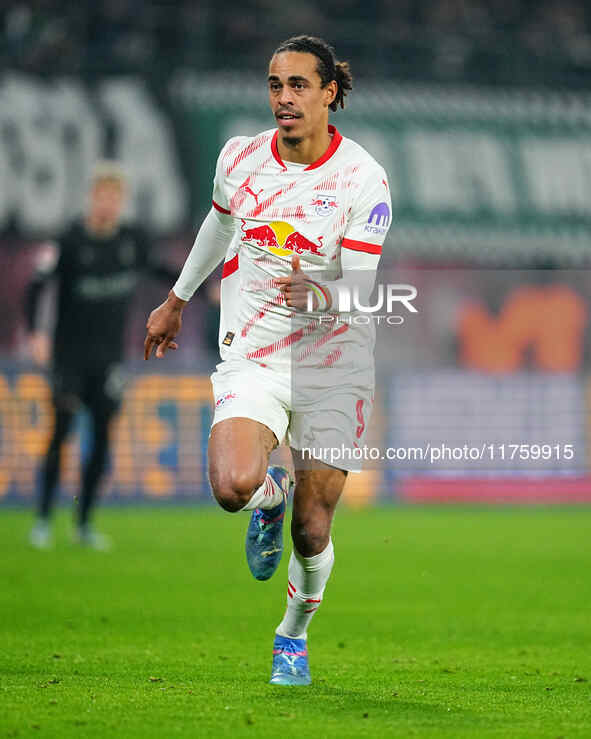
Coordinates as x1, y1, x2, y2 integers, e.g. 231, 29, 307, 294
271, 125, 343, 171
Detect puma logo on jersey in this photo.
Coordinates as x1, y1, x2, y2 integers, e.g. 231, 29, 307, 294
241, 185, 263, 206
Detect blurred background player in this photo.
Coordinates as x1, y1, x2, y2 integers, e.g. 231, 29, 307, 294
25, 161, 177, 550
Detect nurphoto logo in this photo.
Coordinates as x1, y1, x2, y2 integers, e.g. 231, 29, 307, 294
307, 284, 419, 324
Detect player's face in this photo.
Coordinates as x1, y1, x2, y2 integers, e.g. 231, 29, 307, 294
89, 180, 126, 226
268, 52, 337, 140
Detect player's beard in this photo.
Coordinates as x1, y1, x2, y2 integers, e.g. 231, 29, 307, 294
282, 135, 304, 148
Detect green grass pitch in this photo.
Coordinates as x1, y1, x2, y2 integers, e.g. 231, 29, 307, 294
2, 505, 591, 738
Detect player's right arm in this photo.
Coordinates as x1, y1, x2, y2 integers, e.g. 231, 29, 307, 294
24, 241, 60, 366
144, 141, 237, 360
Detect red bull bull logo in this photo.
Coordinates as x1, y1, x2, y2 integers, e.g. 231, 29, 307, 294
240, 219, 325, 260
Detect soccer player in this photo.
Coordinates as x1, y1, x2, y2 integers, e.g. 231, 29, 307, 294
144, 35, 391, 685
26, 162, 177, 550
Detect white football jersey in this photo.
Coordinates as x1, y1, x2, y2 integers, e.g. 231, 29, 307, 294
214, 126, 392, 374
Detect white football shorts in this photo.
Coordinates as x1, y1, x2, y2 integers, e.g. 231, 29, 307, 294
210, 358, 374, 472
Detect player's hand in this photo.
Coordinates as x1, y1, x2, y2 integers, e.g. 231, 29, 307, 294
29, 332, 51, 366
276, 254, 331, 311
144, 290, 185, 359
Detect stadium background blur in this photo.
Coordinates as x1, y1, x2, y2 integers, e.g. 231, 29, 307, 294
2, 0, 591, 507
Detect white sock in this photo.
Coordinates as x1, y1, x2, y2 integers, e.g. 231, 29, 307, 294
276, 539, 335, 639
241, 472, 285, 511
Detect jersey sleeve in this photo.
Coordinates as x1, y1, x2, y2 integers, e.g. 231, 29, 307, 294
172, 208, 235, 301
173, 139, 241, 301
341, 168, 392, 258
211, 137, 242, 216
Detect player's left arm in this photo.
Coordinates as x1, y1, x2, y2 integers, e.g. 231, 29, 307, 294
278, 170, 391, 311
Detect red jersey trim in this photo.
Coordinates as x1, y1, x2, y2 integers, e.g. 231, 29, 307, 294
341, 238, 382, 255
221, 253, 238, 279
305, 125, 343, 170
271, 132, 288, 170
212, 199, 231, 215
271, 125, 343, 171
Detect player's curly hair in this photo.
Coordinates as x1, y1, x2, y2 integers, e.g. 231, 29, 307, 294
273, 35, 353, 111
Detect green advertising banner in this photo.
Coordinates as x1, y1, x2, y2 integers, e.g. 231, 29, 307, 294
171, 73, 591, 262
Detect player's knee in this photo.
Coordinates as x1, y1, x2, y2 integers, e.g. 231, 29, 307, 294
291, 513, 331, 557
209, 465, 265, 512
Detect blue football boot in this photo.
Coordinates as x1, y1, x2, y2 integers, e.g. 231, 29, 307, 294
245, 465, 292, 581
269, 634, 311, 685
